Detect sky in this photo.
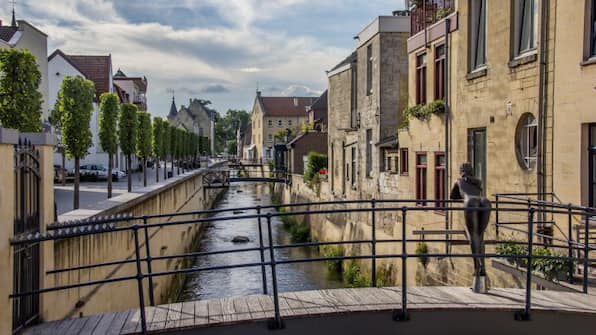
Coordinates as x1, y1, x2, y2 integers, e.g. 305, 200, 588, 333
3, 0, 405, 118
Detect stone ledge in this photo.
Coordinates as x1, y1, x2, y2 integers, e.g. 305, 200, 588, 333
466, 68, 488, 81
508, 52, 538, 68
580, 56, 596, 67
20, 132, 56, 146
0, 127, 18, 144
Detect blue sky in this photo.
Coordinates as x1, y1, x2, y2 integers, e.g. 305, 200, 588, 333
4, 0, 404, 117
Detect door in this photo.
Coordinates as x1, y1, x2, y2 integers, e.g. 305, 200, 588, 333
589, 124, 596, 208
468, 128, 487, 194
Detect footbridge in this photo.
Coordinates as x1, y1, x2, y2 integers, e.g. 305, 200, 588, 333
10, 197, 596, 334
202, 163, 289, 188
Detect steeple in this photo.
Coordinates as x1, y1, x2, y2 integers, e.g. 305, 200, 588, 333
168, 95, 177, 119
10, 0, 16, 27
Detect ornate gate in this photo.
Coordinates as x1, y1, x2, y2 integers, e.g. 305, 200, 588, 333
12, 139, 41, 333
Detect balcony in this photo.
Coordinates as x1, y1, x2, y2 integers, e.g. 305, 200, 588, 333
410, 0, 455, 36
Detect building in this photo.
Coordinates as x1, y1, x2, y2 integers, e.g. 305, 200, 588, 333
48, 49, 140, 171
167, 97, 215, 154
0, 17, 49, 122
307, 90, 328, 131
286, 131, 328, 175
113, 69, 148, 111
250, 92, 316, 161
327, 13, 410, 200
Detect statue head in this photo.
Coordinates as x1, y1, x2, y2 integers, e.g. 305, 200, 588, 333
460, 162, 474, 177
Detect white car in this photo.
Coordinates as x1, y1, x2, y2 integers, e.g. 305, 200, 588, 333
79, 164, 108, 179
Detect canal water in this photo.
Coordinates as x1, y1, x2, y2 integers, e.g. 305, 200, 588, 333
179, 183, 343, 301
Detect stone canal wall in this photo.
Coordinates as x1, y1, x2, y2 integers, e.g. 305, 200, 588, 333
44, 168, 225, 322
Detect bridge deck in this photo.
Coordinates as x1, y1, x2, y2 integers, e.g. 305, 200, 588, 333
23, 287, 596, 335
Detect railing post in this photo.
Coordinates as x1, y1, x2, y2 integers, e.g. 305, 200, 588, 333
142, 216, 155, 306
371, 198, 377, 287
393, 207, 409, 321
583, 211, 590, 294
266, 214, 284, 329
567, 204, 574, 284
133, 225, 148, 334
495, 195, 500, 239
256, 206, 268, 295
515, 207, 534, 321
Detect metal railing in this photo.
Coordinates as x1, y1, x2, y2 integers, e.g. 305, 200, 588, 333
9, 197, 596, 333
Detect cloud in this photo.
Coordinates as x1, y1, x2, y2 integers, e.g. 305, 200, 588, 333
201, 84, 230, 94
280, 85, 322, 97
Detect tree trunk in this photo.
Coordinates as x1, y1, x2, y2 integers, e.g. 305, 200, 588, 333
107, 153, 113, 198
164, 156, 168, 180
74, 157, 80, 209
143, 157, 147, 187
177, 157, 180, 175
61, 150, 66, 186
127, 155, 132, 192
156, 156, 160, 183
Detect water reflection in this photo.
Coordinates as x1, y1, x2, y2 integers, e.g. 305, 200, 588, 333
179, 183, 343, 301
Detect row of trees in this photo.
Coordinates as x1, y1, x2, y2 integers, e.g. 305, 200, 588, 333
53, 75, 209, 209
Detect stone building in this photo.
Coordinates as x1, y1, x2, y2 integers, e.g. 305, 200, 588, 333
327, 13, 410, 201
307, 90, 328, 131
250, 92, 315, 162
0, 17, 49, 122
167, 97, 215, 154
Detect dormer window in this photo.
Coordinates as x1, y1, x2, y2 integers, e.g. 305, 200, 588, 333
293, 98, 298, 106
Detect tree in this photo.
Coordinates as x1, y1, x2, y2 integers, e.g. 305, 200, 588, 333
119, 104, 138, 192
49, 96, 66, 184
137, 112, 152, 187
98, 93, 120, 198
169, 124, 177, 177
214, 109, 250, 153
153, 117, 165, 183
57, 76, 95, 209
0, 48, 43, 132
162, 120, 171, 179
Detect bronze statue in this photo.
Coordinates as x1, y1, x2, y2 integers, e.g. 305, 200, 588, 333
450, 162, 491, 293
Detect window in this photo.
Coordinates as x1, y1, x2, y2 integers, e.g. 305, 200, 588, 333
416, 153, 428, 205
435, 44, 446, 100
288, 119, 293, 127
513, 0, 538, 57
366, 44, 373, 95
588, 0, 596, 58
468, 128, 487, 194
515, 113, 537, 170
386, 151, 392, 172
351, 65, 359, 128
351, 147, 357, 187
268, 134, 273, 142
268, 120, 273, 128
366, 129, 373, 177
589, 124, 596, 207
416, 53, 427, 104
434, 153, 446, 208
278, 119, 282, 127
469, 0, 486, 70
400, 148, 409, 175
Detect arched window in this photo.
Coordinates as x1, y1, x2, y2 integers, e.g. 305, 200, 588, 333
515, 113, 538, 169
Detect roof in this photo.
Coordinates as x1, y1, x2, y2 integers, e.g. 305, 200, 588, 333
113, 84, 127, 103
48, 49, 112, 96
309, 90, 328, 111
114, 69, 126, 78
286, 131, 328, 148
168, 97, 178, 118
258, 96, 318, 117
328, 52, 357, 73
0, 26, 17, 43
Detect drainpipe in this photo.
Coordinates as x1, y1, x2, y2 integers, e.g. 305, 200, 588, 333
537, 0, 550, 229
444, 17, 451, 253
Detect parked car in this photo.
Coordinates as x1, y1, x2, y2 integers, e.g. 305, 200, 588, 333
79, 164, 108, 180
112, 168, 126, 181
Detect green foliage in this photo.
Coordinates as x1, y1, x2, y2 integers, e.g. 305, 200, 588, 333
227, 139, 237, 155
496, 242, 571, 281
153, 117, 165, 160
343, 262, 371, 288
416, 242, 430, 269
0, 48, 43, 132
98, 93, 119, 155
58, 76, 95, 159
137, 111, 153, 159
214, 109, 250, 153
162, 120, 171, 157
496, 241, 527, 267
119, 104, 138, 156
304, 151, 328, 182
320, 246, 344, 274
400, 100, 446, 129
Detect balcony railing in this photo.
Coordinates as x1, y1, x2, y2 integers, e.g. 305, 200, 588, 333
410, 0, 455, 36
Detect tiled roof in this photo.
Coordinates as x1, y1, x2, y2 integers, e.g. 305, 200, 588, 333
49, 49, 112, 96
259, 96, 317, 117
0, 26, 17, 42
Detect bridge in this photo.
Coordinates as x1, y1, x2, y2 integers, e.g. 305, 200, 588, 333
202, 163, 289, 188
10, 197, 596, 334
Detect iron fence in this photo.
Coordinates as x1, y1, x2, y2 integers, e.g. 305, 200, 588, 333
9, 197, 596, 334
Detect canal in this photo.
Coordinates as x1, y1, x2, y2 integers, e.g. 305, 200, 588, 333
179, 183, 343, 301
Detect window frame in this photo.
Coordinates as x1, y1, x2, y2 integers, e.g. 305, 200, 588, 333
515, 113, 538, 170
351, 147, 357, 188
434, 152, 446, 208
350, 65, 358, 128
434, 44, 446, 100
267, 119, 273, 128
278, 119, 283, 127
469, 0, 487, 71
416, 152, 428, 206
400, 148, 409, 175
366, 129, 373, 178
512, 0, 538, 58
366, 44, 373, 96
416, 52, 427, 105
585, 0, 596, 60
468, 127, 487, 195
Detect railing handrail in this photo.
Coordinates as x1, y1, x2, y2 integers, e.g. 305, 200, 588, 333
9, 199, 594, 334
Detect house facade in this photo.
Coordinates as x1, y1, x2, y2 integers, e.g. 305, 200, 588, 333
113, 69, 148, 111
0, 19, 49, 122
168, 97, 215, 154
250, 92, 315, 162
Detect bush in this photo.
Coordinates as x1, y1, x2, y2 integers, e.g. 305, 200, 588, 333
496, 241, 527, 267
304, 151, 327, 183
321, 246, 344, 274
343, 262, 371, 288
400, 100, 446, 129
416, 242, 430, 269
496, 242, 571, 281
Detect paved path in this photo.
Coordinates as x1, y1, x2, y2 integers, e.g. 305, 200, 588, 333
23, 287, 596, 335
